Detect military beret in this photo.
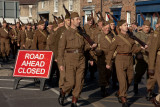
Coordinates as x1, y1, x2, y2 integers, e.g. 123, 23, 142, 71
27, 23, 32, 26
157, 18, 160, 24
70, 12, 79, 19
102, 21, 110, 26
108, 19, 114, 24
57, 17, 63, 24
117, 20, 126, 27
38, 20, 45, 25
87, 16, 92, 21
53, 21, 58, 28
3, 20, 7, 24
48, 22, 53, 25
65, 14, 70, 19
143, 20, 151, 26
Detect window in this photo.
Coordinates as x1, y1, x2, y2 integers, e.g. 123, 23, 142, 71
42, 1, 45, 9
127, 11, 131, 26
54, 0, 58, 12
29, 5, 32, 17
87, 0, 92, 2
69, 0, 73, 11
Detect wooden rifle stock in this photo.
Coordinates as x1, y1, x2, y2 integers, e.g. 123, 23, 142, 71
18, 18, 24, 25
61, 15, 64, 21
77, 26, 95, 46
108, 13, 118, 22
138, 10, 145, 21
128, 31, 146, 47
63, 4, 71, 16
52, 14, 58, 25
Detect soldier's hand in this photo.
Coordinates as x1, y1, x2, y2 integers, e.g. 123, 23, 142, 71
17, 44, 20, 46
148, 69, 155, 76
89, 61, 94, 66
59, 66, 64, 71
55, 59, 57, 62
145, 45, 148, 49
91, 43, 97, 49
106, 65, 111, 69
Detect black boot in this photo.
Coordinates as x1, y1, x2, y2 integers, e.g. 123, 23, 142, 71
121, 97, 128, 107
146, 90, 154, 101
71, 96, 78, 107
134, 83, 138, 95
58, 88, 65, 106
115, 91, 122, 103
101, 86, 107, 97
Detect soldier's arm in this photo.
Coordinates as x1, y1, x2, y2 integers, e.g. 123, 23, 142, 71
106, 38, 118, 66
31, 33, 38, 50
149, 35, 160, 70
132, 43, 142, 54
57, 32, 67, 66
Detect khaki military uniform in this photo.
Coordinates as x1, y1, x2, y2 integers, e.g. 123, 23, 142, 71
134, 31, 153, 85
25, 30, 34, 49
0, 27, 11, 58
17, 30, 26, 49
106, 33, 141, 97
57, 28, 90, 98
10, 28, 18, 58
31, 29, 48, 50
148, 30, 160, 93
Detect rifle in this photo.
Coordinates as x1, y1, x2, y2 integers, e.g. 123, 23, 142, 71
128, 30, 146, 47
14, 19, 16, 24
52, 14, 58, 25
39, 15, 43, 21
77, 26, 95, 46
27, 19, 29, 23
97, 11, 105, 21
18, 17, 24, 25
91, 11, 96, 28
61, 14, 64, 21
108, 12, 118, 22
95, 11, 100, 19
138, 10, 145, 21
63, 4, 70, 16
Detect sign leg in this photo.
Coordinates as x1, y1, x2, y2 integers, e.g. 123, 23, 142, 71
40, 79, 46, 91
13, 78, 22, 90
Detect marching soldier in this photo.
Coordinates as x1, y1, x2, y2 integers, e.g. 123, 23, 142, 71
146, 18, 160, 100
134, 20, 153, 95
17, 24, 26, 49
58, 12, 71, 90
31, 20, 48, 50
25, 23, 34, 49
57, 12, 97, 107
0, 20, 11, 62
148, 19, 160, 106
106, 20, 145, 107
93, 21, 113, 97
10, 24, 18, 59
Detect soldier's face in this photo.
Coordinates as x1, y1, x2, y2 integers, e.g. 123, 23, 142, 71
65, 19, 70, 27
98, 21, 103, 29
71, 17, 81, 27
87, 19, 93, 26
142, 25, 150, 33
102, 24, 110, 35
120, 23, 128, 32
3, 23, 7, 27
22, 26, 26, 30
16, 23, 20, 28
39, 24, 45, 30
27, 26, 31, 30
110, 23, 115, 30
12, 26, 16, 29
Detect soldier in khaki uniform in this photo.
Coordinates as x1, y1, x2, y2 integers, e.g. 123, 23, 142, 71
17, 24, 26, 49
106, 20, 145, 107
134, 20, 154, 96
93, 21, 114, 97
31, 20, 48, 50
0, 20, 11, 62
148, 20, 160, 106
57, 12, 97, 107
25, 23, 34, 49
58, 12, 71, 90
10, 24, 18, 58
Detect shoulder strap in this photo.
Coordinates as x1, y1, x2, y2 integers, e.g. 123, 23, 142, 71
3, 28, 8, 34
118, 35, 131, 47
39, 30, 47, 38
105, 36, 112, 43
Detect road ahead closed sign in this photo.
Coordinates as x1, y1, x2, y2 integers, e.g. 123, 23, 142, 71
13, 50, 53, 78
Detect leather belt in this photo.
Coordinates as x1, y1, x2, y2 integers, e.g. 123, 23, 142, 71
66, 49, 83, 53
117, 53, 132, 56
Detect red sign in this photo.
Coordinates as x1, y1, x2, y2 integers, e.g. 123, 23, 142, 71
13, 50, 53, 78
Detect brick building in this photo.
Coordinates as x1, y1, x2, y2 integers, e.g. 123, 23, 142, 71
81, 0, 137, 25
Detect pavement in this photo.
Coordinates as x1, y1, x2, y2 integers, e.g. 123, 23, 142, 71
0, 58, 157, 107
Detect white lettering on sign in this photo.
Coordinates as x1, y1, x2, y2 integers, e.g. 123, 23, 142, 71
25, 53, 44, 60
18, 68, 45, 75
21, 61, 45, 67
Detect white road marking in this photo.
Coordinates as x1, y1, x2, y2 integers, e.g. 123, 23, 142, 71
0, 86, 39, 91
